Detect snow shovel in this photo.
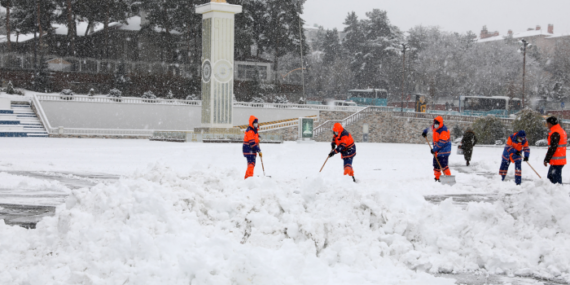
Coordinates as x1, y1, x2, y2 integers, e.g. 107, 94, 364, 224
526, 161, 542, 179
424, 137, 456, 186
319, 156, 330, 173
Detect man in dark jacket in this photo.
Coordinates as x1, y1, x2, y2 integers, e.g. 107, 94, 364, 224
461, 128, 478, 166
544, 116, 567, 184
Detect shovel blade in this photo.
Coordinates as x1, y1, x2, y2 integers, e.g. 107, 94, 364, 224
440, 175, 456, 186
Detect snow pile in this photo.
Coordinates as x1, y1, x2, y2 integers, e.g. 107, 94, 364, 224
1, 163, 569, 284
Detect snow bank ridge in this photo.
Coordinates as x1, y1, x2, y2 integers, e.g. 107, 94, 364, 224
1, 163, 569, 284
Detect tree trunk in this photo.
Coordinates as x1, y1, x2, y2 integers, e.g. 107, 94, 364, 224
66, 0, 75, 56
37, 0, 43, 53
5, 0, 10, 52
85, 20, 91, 36
104, 0, 110, 59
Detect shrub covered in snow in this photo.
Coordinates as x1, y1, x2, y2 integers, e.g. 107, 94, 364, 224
251, 97, 265, 103
108, 88, 122, 98
88, 88, 95, 97
472, 115, 508, 144
165, 90, 174, 100
536, 139, 548, 146
108, 88, 122, 102
6, 81, 16, 94
185, 94, 199, 101
142, 91, 157, 99
274, 95, 289, 104
451, 125, 463, 140
512, 109, 548, 145
59, 89, 75, 100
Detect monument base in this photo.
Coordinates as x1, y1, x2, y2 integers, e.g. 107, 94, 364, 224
193, 127, 243, 143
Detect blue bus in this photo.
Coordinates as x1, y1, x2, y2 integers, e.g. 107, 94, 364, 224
460, 96, 522, 117
348, 89, 388, 106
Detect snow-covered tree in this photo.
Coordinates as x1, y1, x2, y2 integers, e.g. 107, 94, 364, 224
512, 109, 548, 145
142, 91, 157, 99
185, 94, 199, 101
472, 115, 508, 145
322, 29, 342, 65
165, 90, 174, 100
5, 81, 15, 94
108, 88, 122, 98
274, 95, 289, 104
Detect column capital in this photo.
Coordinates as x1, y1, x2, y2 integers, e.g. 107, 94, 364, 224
196, 2, 242, 15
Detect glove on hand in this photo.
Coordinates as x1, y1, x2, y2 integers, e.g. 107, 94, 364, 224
431, 149, 435, 154
515, 151, 522, 156
524, 157, 529, 162
328, 151, 336, 158
422, 131, 427, 138
331, 143, 336, 150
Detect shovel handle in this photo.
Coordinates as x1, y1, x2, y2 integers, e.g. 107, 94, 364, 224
526, 161, 542, 179
260, 155, 266, 176
320, 156, 330, 173
425, 137, 446, 176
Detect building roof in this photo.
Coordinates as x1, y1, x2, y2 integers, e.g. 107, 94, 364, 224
478, 28, 570, 43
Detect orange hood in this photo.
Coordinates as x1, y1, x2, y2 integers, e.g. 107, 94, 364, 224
434, 116, 444, 130
333, 122, 344, 134
249, 115, 259, 129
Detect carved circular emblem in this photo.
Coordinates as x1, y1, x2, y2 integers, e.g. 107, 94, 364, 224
214, 60, 233, 83
202, 60, 212, 83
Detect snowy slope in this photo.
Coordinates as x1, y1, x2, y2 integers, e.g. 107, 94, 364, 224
0, 139, 568, 284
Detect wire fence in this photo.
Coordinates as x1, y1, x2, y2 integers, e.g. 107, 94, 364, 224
0, 52, 195, 78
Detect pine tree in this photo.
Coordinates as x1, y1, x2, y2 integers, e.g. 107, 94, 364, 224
34, 55, 50, 93
322, 29, 342, 65
263, 0, 309, 82
114, 60, 130, 95
342, 12, 364, 56
6, 80, 15, 94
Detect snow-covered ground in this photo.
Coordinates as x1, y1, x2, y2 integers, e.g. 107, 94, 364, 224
0, 138, 569, 284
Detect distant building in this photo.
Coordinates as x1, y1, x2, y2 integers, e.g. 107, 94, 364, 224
477, 24, 570, 55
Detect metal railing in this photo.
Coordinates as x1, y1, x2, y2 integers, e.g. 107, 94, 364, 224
36, 94, 202, 106
234, 101, 363, 112
314, 106, 392, 137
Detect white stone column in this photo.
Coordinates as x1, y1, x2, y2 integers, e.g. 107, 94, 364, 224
196, 1, 242, 129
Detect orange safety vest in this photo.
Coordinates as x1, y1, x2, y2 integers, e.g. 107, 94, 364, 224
548, 124, 567, 166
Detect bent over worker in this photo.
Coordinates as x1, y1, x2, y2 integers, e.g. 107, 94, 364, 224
422, 116, 452, 182
499, 130, 530, 185
544, 116, 567, 184
243, 115, 262, 179
329, 122, 357, 182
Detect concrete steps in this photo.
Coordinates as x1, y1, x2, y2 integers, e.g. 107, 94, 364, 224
0, 103, 48, 137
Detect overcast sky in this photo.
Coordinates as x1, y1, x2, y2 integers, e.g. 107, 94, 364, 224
304, 0, 570, 36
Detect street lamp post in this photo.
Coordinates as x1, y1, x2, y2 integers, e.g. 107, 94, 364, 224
401, 43, 407, 115
521, 39, 530, 109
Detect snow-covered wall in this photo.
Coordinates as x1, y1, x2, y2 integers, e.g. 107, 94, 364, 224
38, 100, 320, 131
40, 101, 202, 130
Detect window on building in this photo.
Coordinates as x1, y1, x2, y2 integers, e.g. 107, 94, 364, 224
237, 64, 268, 80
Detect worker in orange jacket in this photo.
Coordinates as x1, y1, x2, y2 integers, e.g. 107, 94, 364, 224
499, 130, 530, 185
243, 115, 262, 179
544, 116, 567, 184
422, 116, 452, 182
329, 123, 357, 182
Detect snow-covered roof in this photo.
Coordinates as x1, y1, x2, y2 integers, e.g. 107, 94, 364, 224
478, 28, 570, 43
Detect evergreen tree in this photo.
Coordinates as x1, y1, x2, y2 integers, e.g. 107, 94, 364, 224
263, 0, 309, 81
34, 55, 50, 93
114, 60, 131, 95
342, 12, 364, 56
322, 29, 341, 65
